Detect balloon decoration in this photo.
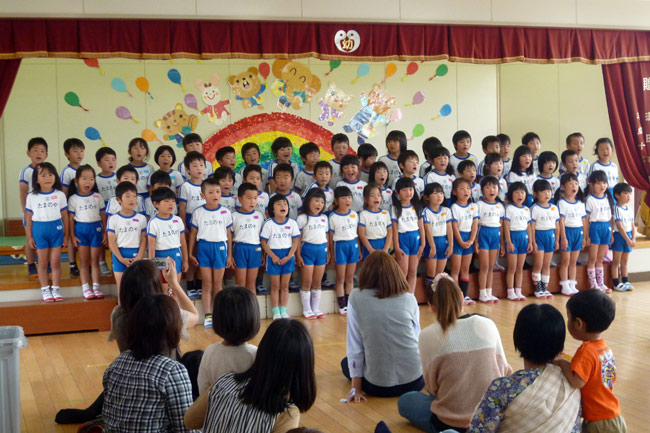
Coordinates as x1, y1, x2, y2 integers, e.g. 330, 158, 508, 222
258, 62, 270, 80
351, 63, 370, 84
111, 78, 133, 97
432, 104, 453, 120
405, 91, 425, 107
83, 58, 104, 75
388, 108, 403, 123
167, 68, 187, 92
401, 62, 419, 82
184, 93, 198, 111
142, 128, 164, 145
409, 123, 425, 140
64, 91, 89, 112
325, 60, 342, 76
382, 63, 397, 85
85, 127, 106, 146
116, 106, 139, 123
135, 77, 154, 99
429, 64, 449, 81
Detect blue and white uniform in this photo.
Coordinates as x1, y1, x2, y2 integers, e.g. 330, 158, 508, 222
360, 169, 370, 183
537, 175, 560, 197
612, 204, 634, 253
129, 163, 154, 197
60, 164, 77, 189
586, 194, 612, 245
449, 153, 477, 176
419, 161, 432, 178
336, 179, 367, 213
231, 209, 264, 269
146, 215, 185, 271
294, 168, 314, 194
220, 194, 238, 214
268, 160, 301, 188
423, 206, 451, 260
144, 197, 177, 219
423, 171, 455, 202
378, 155, 401, 183
392, 175, 425, 196
451, 202, 479, 256
68, 192, 105, 248
502, 158, 512, 177
105, 194, 144, 216
328, 210, 359, 265
507, 171, 536, 206
237, 191, 270, 216
178, 180, 205, 226
531, 156, 540, 176
107, 211, 146, 272
391, 205, 422, 256
304, 182, 334, 211
471, 182, 481, 203
531, 203, 560, 252
558, 199, 586, 252
96, 173, 117, 203
191, 205, 233, 269
25, 190, 67, 249
380, 187, 393, 211
148, 169, 184, 193
563, 156, 591, 177
328, 159, 342, 189
178, 160, 213, 181
270, 191, 302, 221
476, 200, 504, 251
504, 204, 531, 255
19, 164, 36, 193
589, 161, 619, 194
297, 213, 329, 266
359, 209, 392, 259
260, 217, 300, 275
238, 164, 268, 192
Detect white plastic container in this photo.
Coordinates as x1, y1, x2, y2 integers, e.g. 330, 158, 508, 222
0, 326, 28, 433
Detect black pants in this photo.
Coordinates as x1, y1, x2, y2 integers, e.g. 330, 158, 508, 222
341, 357, 424, 398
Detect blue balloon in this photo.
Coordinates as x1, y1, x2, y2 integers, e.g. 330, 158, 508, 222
357, 63, 370, 78
168, 68, 182, 84
111, 78, 127, 93
85, 127, 101, 141
440, 104, 452, 117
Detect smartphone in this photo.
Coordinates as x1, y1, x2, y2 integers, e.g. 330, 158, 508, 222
145, 257, 168, 270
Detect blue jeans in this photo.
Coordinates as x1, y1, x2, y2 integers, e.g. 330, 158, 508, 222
398, 391, 466, 433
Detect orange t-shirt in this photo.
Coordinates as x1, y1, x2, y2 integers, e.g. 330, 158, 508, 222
571, 339, 621, 421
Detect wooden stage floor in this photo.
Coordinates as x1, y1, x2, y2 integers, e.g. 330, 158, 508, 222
14, 285, 650, 433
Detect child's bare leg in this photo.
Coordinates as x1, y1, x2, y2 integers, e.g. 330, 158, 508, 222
200, 266, 213, 315
79, 246, 91, 285
270, 274, 280, 308
407, 255, 419, 292
568, 251, 580, 282
425, 259, 436, 278
596, 245, 608, 268
279, 273, 291, 307
312, 265, 326, 290
25, 242, 35, 265
235, 268, 247, 287
559, 251, 570, 282
335, 264, 346, 297
450, 255, 461, 281
344, 263, 356, 295
300, 265, 314, 292
397, 252, 409, 278
436, 259, 447, 275
542, 252, 553, 277
50, 247, 62, 287
36, 248, 49, 288
478, 249, 490, 290
587, 244, 599, 268
213, 268, 225, 293
90, 247, 101, 284
114, 272, 123, 301
486, 250, 497, 289
620, 253, 629, 279
532, 251, 544, 275
246, 268, 259, 293
460, 254, 472, 282
506, 253, 517, 288
515, 254, 526, 288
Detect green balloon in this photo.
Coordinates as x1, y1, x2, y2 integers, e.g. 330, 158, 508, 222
330, 60, 342, 70
64, 91, 80, 107
436, 64, 448, 77
413, 123, 425, 138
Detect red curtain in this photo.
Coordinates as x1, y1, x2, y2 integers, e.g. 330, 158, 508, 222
0, 59, 20, 119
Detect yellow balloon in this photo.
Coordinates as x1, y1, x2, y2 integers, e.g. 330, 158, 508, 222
141, 129, 157, 142
385, 63, 397, 78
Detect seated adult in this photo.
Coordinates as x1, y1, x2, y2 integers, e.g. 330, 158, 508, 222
398, 274, 511, 432
103, 294, 195, 432
184, 319, 316, 433
467, 304, 581, 432
341, 251, 424, 402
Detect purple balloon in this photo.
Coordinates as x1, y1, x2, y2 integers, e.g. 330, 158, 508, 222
184, 93, 198, 110
115, 106, 132, 120
412, 91, 425, 105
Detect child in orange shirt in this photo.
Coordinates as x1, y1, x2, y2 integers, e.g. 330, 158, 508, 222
555, 289, 626, 433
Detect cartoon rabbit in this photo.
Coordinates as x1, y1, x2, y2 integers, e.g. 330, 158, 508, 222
194, 73, 230, 124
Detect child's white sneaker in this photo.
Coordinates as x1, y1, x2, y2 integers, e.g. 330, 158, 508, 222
339, 306, 348, 316
92, 284, 104, 299
624, 282, 634, 291
544, 290, 554, 299
486, 288, 499, 303
82, 285, 95, 300
41, 287, 54, 303
514, 288, 526, 300
463, 296, 476, 305
534, 290, 546, 298
280, 311, 290, 319
507, 288, 519, 301
478, 290, 492, 303
50, 286, 63, 302
313, 309, 326, 319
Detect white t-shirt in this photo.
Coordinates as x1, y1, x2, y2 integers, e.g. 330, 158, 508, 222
144, 197, 177, 219
68, 193, 104, 223
360, 169, 370, 183
378, 154, 401, 183
107, 212, 147, 248
220, 194, 237, 214
563, 156, 591, 177
477, 200, 505, 228
19, 165, 35, 194
424, 171, 455, 199
359, 209, 392, 240
148, 169, 184, 192
105, 194, 144, 216
328, 210, 359, 241
260, 217, 300, 249
558, 199, 586, 228
231, 209, 264, 244
237, 191, 270, 215
586, 194, 612, 222
336, 179, 367, 213
380, 187, 393, 211
294, 168, 314, 194
304, 183, 334, 210
130, 163, 154, 195
25, 190, 68, 222
449, 153, 477, 176
471, 182, 481, 203
146, 215, 185, 250
507, 171, 536, 194
531, 157, 540, 176
392, 175, 425, 196
537, 175, 560, 195
60, 164, 77, 188
328, 159, 342, 189
178, 181, 205, 216
589, 161, 619, 187
390, 205, 421, 233
270, 191, 302, 221
96, 173, 117, 203
531, 203, 560, 231
504, 204, 531, 231
419, 161, 432, 178
450, 202, 479, 232
178, 160, 213, 181
423, 206, 451, 237
502, 158, 512, 177
614, 204, 634, 233
297, 213, 329, 244
477, 159, 486, 177
268, 160, 301, 187
190, 205, 232, 242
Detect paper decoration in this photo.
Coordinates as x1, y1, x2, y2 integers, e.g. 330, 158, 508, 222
135, 77, 153, 99
410, 123, 425, 140
167, 68, 187, 92
319, 82, 352, 126
258, 62, 270, 80
64, 92, 89, 111
344, 83, 395, 144
229, 67, 267, 110
402, 62, 419, 82
141, 128, 164, 145
83, 58, 104, 75
195, 73, 231, 123
111, 78, 133, 97
429, 64, 449, 81
351, 63, 370, 84
271, 60, 321, 110
432, 104, 453, 120
184, 93, 198, 110
389, 108, 403, 123
154, 103, 199, 147
382, 63, 397, 85
325, 60, 342, 76
116, 106, 139, 123
405, 91, 425, 107
85, 127, 106, 146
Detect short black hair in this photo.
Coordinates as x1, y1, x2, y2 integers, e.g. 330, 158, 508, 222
483, 152, 502, 173
128, 137, 149, 162
422, 136, 443, 159
428, 146, 454, 176
95, 146, 116, 162
30, 163, 62, 194
556, 173, 585, 203
267, 193, 289, 218
127, 294, 181, 361
511, 146, 534, 175
216, 146, 236, 162
457, 159, 476, 174
368, 161, 389, 186
613, 182, 633, 197
314, 161, 332, 175
63, 138, 85, 153
398, 149, 419, 167
271, 137, 292, 155
201, 176, 220, 193
513, 304, 565, 364
299, 142, 320, 159
594, 137, 613, 156
184, 151, 206, 170
479, 175, 499, 190
241, 142, 260, 156
301, 188, 326, 215
522, 131, 540, 145
357, 143, 378, 160
538, 151, 559, 174
115, 181, 137, 199
149, 170, 172, 188
154, 145, 176, 166
452, 130, 471, 146
561, 149, 578, 164
497, 133, 510, 146
273, 163, 294, 180
386, 130, 407, 153
566, 132, 584, 145
237, 182, 259, 198
331, 133, 349, 147
243, 164, 262, 181
340, 154, 360, 169
481, 135, 499, 151
28, 137, 48, 152
334, 185, 352, 199
151, 187, 176, 204
532, 178, 551, 194
212, 286, 260, 345
182, 133, 203, 148
566, 289, 616, 333
506, 181, 528, 204
116, 164, 138, 181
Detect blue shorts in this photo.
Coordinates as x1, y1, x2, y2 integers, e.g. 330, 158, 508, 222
611, 231, 633, 253
424, 236, 449, 260
156, 247, 183, 272
508, 230, 529, 255
233, 242, 262, 269
112, 247, 139, 273
478, 226, 500, 250
563, 227, 584, 252
75, 221, 103, 248
589, 221, 612, 245
362, 238, 386, 260
33, 220, 64, 250
535, 229, 556, 253
301, 242, 328, 266
335, 239, 359, 265
266, 247, 295, 275
453, 231, 473, 256
197, 240, 227, 269
398, 230, 421, 256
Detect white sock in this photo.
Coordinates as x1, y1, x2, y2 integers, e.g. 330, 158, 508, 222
300, 291, 313, 314
92, 282, 101, 290
479, 289, 489, 301
515, 287, 524, 298
531, 272, 541, 282
560, 280, 570, 293
82, 283, 90, 291
487, 288, 497, 300
507, 288, 516, 299
541, 274, 550, 284
310, 289, 322, 313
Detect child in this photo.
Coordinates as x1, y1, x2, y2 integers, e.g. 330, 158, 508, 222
241, 165, 270, 215
357, 143, 378, 183
422, 183, 453, 285
239, 142, 268, 192
449, 178, 478, 304
188, 178, 233, 328
379, 130, 407, 181
178, 133, 213, 180
294, 142, 320, 194
393, 150, 425, 196
105, 165, 145, 217
328, 133, 350, 188
556, 289, 626, 432
423, 146, 455, 205
482, 152, 508, 202
564, 132, 590, 176
611, 182, 635, 292
270, 163, 303, 220
25, 163, 68, 302
232, 182, 264, 293
68, 165, 105, 299
260, 194, 300, 320
61, 138, 85, 277
359, 183, 393, 260
476, 176, 504, 303
419, 136, 443, 178
530, 179, 559, 298
537, 150, 560, 197
328, 186, 360, 315
585, 171, 614, 292
296, 189, 329, 319
106, 182, 147, 296
522, 132, 541, 176
497, 133, 512, 177
337, 154, 368, 213
197, 286, 260, 394
127, 137, 154, 198
95, 147, 117, 204
557, 173, 587, 296
215, 146, 243, 192
457, 160, 480, 203
503, 182, 532, 301
144, 171, 176, 219
561, 149, 588, 192
589, 138, 619, 196
368, 161, 392, 211
152, 145, 184, 193
304, 161, 334, 211
507, 145, 536, 207
477, 135, 500, 177
268, 137, 300, 193
20, 137, 48, 278
449, 130, 477, 175
391, 177, 425, 292
214, 167, 237, 212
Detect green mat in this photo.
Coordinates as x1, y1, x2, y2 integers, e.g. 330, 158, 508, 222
0, 236, 26, 248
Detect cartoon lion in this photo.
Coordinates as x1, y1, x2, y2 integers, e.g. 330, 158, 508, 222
271, 59, 321, 110
228, 67, 266, 110
154, 103, 199, 147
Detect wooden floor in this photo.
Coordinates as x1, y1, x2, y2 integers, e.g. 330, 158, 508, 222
14, 285, 650, 433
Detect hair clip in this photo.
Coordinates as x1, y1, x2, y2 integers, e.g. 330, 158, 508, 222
431, 272, 453, 293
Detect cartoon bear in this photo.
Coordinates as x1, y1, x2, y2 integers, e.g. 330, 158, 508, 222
271, 59, 321, 110
228, 67, 266, 110
344, 84, 395, 144
319, 82, 352, 126
194, 73, 230, 124
154, 103, 199, 147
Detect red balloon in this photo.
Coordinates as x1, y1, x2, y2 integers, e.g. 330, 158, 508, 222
84, 58, 99, 68
259, 62, 270, 79
407, 61, 419, 76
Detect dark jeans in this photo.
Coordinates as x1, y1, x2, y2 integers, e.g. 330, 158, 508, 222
341, 357, 425, 398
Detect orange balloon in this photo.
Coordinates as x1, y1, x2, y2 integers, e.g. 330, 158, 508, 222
135, 77, 149, 93
385, 63, 397, 78
141, 129, 157, 142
